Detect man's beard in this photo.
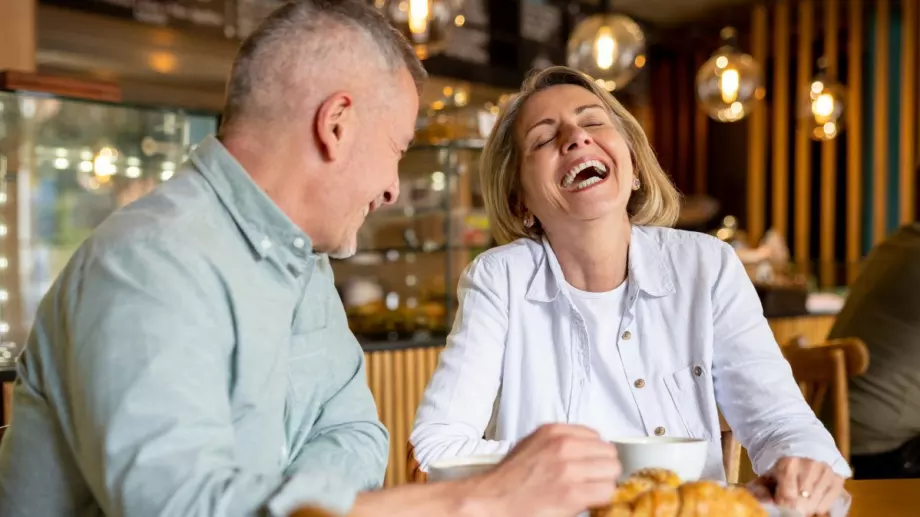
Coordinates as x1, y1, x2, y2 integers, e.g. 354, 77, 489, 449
328, 240, 357, 259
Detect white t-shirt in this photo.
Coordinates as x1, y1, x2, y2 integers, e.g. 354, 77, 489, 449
566, 280, 646, 440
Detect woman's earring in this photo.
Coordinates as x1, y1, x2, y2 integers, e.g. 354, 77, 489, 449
523, 213, 534, 228
632, 177, 641, 191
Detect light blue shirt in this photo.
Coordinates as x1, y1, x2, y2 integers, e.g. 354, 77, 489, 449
411, 227, 851, 480
0, 136, 388, 517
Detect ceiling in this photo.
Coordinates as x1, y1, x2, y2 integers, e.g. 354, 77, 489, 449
576, 0, 755, 26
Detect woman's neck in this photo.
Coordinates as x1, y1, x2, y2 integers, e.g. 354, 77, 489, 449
545, 216, 631, 293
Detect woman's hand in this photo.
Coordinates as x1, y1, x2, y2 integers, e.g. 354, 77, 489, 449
748, 456, 846, 516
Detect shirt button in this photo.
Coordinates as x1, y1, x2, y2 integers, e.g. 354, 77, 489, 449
694, 366, 703, 376
621, 330, 632, 340
260, 237, 272, 250
292, 237, 306, 249
654, 426, 666, 436
634, 379, 645, 388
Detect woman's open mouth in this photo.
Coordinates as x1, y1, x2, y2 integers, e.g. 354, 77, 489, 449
560, 159, 610, 192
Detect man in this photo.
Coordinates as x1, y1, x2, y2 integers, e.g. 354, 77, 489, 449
826, 220, 920, 479
0, 1, 620, 516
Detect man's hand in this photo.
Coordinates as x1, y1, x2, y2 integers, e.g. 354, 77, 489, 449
467, 424, 621, 517
747, 456, 845, 516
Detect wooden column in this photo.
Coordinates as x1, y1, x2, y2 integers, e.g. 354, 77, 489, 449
0, 0, 35, 428
0, 0, 36, 73
772, 0, 791, 239
820, 0, 840, 288
873, 0, 890, 245
900, 0, 918, 225
794, 0, 814, 274
747, 4, 768, 246
846, 1, 864, 282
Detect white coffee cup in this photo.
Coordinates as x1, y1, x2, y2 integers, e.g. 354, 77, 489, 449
611, 436, 708, 482
426, 453, 505, 482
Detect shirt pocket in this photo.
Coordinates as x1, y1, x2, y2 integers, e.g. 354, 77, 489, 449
663, 365, 713, 440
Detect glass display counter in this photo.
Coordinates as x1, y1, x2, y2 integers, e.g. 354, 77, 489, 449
0, 90, 217, 363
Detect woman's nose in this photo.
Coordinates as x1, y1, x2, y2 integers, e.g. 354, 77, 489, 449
562, 125, 592, 153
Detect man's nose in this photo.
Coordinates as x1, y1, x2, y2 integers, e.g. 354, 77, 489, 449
382, 179, 400, 205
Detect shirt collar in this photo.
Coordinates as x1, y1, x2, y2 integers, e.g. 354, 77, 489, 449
525, 225, 675, 302
190, 136, 314, 262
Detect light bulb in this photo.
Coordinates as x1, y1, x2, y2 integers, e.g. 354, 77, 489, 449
380, 0, 456, 60
594, 26, 616, 70
719, 68, 740, 104
695, 26, 764, 122
566, 13, 646, 91
408, 0, 429, 35
799, 58, 846, 141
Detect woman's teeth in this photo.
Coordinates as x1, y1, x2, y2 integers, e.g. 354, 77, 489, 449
561, 160, 609, 190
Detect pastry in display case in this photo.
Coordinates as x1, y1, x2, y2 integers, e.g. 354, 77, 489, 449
0, 89, 218, 361
332, 141, 492, 346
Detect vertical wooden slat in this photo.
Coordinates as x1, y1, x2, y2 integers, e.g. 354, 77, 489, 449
693, 52, 708, 195
747, 3, 768, 245
676, 57, 692, 192
381, 351, 395, 486
773, 0, 791, 238
820, 0, 839, 287
795, 0, 814, 274
901, 0, 918, 224
392, 351, 407, 486
846, 0, 864, 282
873, 0, 890, 245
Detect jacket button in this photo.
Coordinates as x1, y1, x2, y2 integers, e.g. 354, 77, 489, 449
621, 330, 632, 340
654, 426, 666, 436
693, 366, 703, 376
634, 379, 645, 388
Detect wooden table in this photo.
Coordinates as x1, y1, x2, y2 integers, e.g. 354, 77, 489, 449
845, 479, 919, 516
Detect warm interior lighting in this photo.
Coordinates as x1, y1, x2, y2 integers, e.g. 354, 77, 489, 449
812, 92, 835, 122
594, 25, 616, 70
408, 0, 429, 34
454, 14, 465, 27
719, 68, 740, 104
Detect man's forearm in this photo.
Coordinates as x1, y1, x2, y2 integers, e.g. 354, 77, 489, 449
351, 479, 490, 517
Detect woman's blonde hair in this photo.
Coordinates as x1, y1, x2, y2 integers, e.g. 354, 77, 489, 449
480, 65, 681, 245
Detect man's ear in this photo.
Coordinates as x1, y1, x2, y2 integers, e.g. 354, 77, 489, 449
315, 92, 354, 162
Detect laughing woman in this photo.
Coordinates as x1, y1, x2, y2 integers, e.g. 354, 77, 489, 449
410, 66, 849, 516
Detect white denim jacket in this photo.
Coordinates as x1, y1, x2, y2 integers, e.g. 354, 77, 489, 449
410, 225, 851, 480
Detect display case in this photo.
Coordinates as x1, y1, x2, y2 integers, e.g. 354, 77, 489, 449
332, 141, 492, 347
0, 90, 218, 366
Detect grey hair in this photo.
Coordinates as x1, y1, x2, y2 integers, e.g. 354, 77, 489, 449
219, 0, 427, 134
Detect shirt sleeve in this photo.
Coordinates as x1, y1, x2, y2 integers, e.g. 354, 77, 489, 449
409, 256, 514, 471
57, 237, 359, 517
274, 343, 388, 515
709, 241, 852, 478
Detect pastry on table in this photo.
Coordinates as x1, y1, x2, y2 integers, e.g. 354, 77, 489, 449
591, 469, 767, 517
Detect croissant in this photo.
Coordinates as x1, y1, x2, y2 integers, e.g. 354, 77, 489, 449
591, 470, 768, 517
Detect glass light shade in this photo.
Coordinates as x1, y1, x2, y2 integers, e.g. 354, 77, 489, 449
799, 72, 846, 141
566, 13, 646, 91
696, 28, 765, 122
379, 0, 457, 60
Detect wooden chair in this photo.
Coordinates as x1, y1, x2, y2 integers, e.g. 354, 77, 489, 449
781, 336, 870, 461
720, 415, 741, 484
408, 429, 744, 485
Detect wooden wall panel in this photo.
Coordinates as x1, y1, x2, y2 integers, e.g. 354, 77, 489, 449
820, 0, 840, 288
873, 0, 890, 246
364, 346, 443, 487
901, 0, 918, 225
846, 0, 864, 283
747, 4, 769, 245
772, 0, 791, 239
794, 0, 814, 274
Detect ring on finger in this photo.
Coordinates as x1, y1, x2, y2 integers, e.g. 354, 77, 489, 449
800, 489, 811, 499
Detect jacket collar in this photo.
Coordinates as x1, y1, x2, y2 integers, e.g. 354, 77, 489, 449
190, 136, 314, 263
525, 225, 675, 302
